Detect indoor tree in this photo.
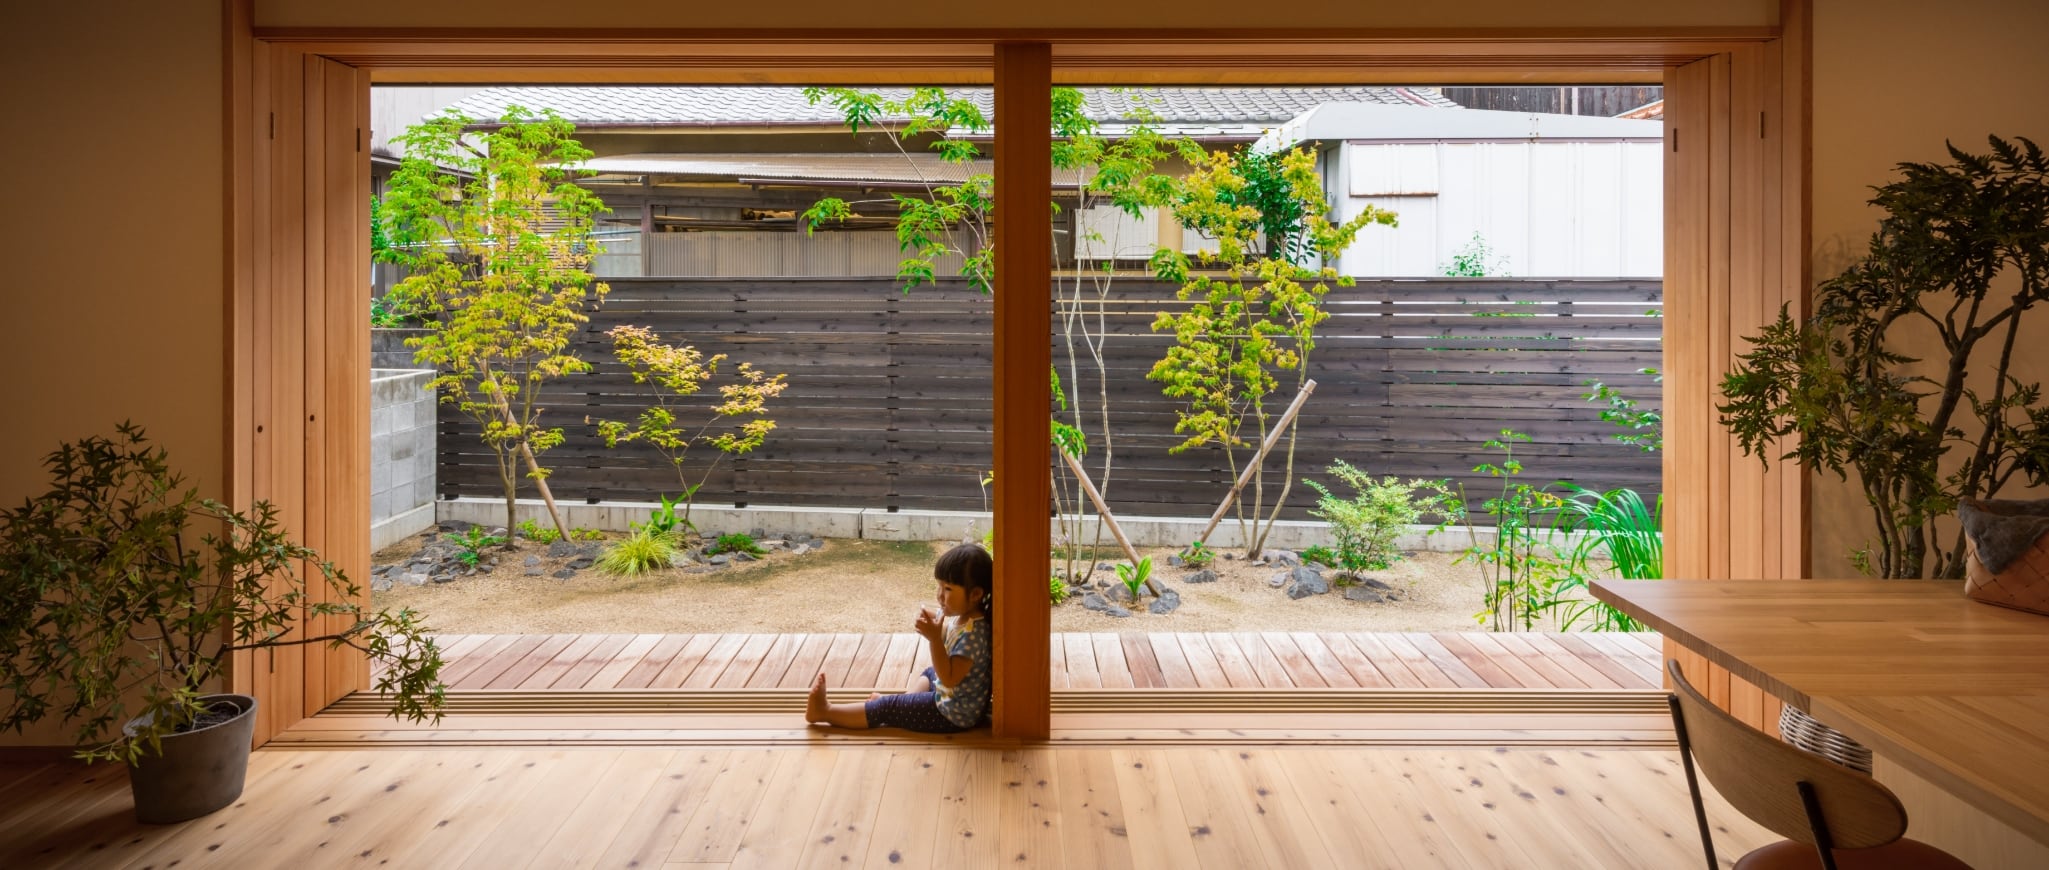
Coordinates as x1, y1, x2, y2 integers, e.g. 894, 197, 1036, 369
1719, 136, 2049, 578
378, 106, 611, 542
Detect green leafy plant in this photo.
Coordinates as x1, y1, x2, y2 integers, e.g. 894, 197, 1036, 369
1178, 539, 1215, 568
1585, 367, 1664, 453
1049, 576, 1071, 606
1442, 231, 1512, 277
643, 494, 692, 541
451, 527, 506, 568
707, 532, 767, 557
1300, 544, 1340, 569
593, 326, 786, 533
1547, 484, 1659, 632
1447, 430, 1570, 631
1114, 556, 1154, 603
570, 527, 606, 542
378, 105, 611, 542
369, 293, 410, 329
517, 518, 561, 545
1302, 461, 1450, 575
1150, 145, 1395, 559
0, 424, 445, 763
1719, 136, 2049, 578
595, 525, 678, 577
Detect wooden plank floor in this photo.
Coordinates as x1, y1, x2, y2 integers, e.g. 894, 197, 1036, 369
387, 632, 1668, 692
0, 744, 1774, 869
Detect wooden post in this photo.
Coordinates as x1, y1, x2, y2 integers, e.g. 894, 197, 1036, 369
1193, 379, 1317, 549
992, 42, 1052, 741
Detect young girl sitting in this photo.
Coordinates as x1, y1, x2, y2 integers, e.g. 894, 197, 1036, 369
806, 543, 993, 732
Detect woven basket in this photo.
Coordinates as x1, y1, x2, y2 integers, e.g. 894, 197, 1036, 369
1963, 515, 2049, 617
1778, 705, 1874, 774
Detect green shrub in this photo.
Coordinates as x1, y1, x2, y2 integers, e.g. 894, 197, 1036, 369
707, 532, 766, 557
1114, 556, 1153, 603
1049, 576, 1071, 606
1178, 539, 1214, 568
517, 518, 561, 545
596, 526, 677, 577
1302, 461, 1447, 574
451, 527, 507, 567
1547, 484, 1659, 632
569, 527, 606, 542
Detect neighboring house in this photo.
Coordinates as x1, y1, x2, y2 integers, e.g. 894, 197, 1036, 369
377, 85, 1660, 279
1258, 102, 1665, 277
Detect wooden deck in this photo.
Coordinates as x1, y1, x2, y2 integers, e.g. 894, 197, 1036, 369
386, 631, 1666, 693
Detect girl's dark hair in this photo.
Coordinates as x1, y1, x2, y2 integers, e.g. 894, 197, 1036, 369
934, 543, 994, 613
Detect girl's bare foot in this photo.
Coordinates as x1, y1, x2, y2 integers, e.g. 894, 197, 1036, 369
867, 692, 883, 702
806, 674, 830, 724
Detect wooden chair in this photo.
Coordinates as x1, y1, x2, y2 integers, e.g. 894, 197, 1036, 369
1665, 660, 1972, 870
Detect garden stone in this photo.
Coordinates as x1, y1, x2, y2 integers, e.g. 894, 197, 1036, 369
1284, 567, 1330, 600
667, 553, 694, 569
524, 555, 542, 567
1081, 592, 1113, 613
1104, 605, 1133, 618
547, 540, 576, 558
1166, 554, 1185, 567
488, 527, 508, 539
565, 557, 595, 571
524, 567, 544, 577
790, 543, 811, 556
1268, 549, 1300, 567
1353, 576, 1395, 592
1343, 585, 1390, 604
401, 571, 431, 587
749, 527, 766, 539
1106, 585, 1140, 604
437, 520, 475, 533
735, 552, 759, 562
371, 574, 394, 593
432, 572, 457, 584
1184, 569, 1218, 584
1148, 589, 1182, 615
1268, 571, 1289, 588
551, 568, 578, 580
708, 554, 732, 566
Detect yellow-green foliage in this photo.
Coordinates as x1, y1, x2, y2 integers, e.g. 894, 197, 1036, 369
378, 106, 611, 538
596, 526, 678, 577
593, 326, 788, 527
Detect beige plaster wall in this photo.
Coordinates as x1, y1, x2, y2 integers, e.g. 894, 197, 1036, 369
0, 1, 224, 745
1807, 0, 2049, 576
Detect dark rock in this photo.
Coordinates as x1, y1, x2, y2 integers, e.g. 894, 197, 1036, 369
1267, 549, 1301, 567
1105, 584, 1140, 604
437, 520, 476, 533
1268, 571, 1290, 588
400, 571, 431, 587
524, 555, 542, 567
551, 568, 579, 580
547, 539, 576, 558
708, 554, 732, 566
577, 543, 603, 559
1081, 592, 1113, 612
735, 552, 759, 562
432, 573, 457, 584
1148, 589, 1182, 614
565, 557, 595, 571
524, 567, 544, 577
667, 553, 694, 569
1353, 575, 1395, 592
371, 574, 394, 593
1223, 552, 1237, 560
488, 527, 509, 539
1184, 569, 1218, 584
1284, 566, 1330, 599
1166, 554, 1185, 568
1343, 585, 1389, 603
1104, 605, 1133, 618
790, 543, 811, 556
372, 564, 392, 577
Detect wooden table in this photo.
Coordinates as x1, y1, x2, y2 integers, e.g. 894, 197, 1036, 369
1592, 578, 2049, 857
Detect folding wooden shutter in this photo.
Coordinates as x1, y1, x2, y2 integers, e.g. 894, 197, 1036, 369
1663, 38, 1808, 735
232, 40, 371, 747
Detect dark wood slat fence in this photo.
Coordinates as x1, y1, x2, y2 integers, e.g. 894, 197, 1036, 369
429, 276, 1662, 522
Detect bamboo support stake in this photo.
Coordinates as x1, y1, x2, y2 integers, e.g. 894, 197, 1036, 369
1193, 379, 1318, 549
1057, 448, 1160, 595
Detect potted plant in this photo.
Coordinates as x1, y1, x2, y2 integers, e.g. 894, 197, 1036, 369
0, 423, 446, 823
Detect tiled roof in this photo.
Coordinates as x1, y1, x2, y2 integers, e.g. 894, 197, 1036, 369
444, 86, 1456, 129
578, 152, 1090, 187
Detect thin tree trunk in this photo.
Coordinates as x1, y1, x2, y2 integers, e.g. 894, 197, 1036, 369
1192, 380, 1318, 549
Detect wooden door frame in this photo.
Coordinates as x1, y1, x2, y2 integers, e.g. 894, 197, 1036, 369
226, 4, 1807, 742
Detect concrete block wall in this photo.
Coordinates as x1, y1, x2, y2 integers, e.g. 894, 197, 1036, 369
371, 368, 437, 551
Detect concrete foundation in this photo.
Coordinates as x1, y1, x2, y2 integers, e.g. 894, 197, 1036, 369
434, 497, 1530, 554
371, 368, 437, 550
